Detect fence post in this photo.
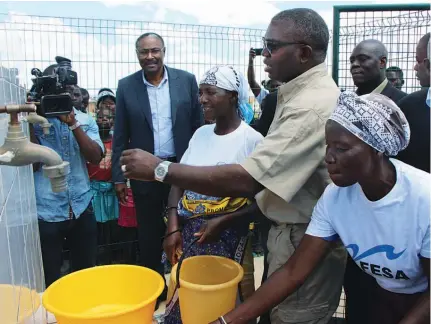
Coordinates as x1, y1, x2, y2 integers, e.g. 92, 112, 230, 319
332, 6, 341, 86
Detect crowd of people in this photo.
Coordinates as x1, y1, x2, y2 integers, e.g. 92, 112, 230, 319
29, 6, 430, 324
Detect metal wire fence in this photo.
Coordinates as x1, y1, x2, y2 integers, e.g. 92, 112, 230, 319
332, 4, 431, 94
0, 13, 269, 111
0, 66, 26, 105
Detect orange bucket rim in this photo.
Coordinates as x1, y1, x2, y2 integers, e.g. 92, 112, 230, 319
42, 265, 164, 320
175, 255, 244, 292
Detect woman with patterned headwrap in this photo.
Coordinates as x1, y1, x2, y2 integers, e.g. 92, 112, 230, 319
162, 65, 262, 323
212, 91, 430, 324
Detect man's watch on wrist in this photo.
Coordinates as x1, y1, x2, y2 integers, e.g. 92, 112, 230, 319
154, 161, 172, 182
68, 121, 81, 131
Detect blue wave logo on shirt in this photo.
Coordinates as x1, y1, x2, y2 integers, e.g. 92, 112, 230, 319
346, 244, 406, 261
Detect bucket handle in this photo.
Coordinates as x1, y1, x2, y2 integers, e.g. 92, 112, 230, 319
175, 236, 200, 290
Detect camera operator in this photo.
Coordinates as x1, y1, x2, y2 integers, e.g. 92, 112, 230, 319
31, 64, 104, 287
248, 48, 282, 105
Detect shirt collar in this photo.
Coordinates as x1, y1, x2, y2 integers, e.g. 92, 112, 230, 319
372, 78, 388, 94
277, 63, 329, 105
142, 67, 168, 87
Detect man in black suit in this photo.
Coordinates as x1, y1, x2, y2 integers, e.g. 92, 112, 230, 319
350, 39, 406, 103
396, 33, 430, 173
386, 66, 405, 90
255, 90, 277, 137
112, 32, 203, 304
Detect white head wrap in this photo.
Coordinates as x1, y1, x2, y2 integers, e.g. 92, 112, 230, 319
97, 90, 116, 108
329, 91, 410, 157
199, 65, 254, 124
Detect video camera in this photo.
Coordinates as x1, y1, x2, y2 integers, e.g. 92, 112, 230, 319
27, 56, 78, 117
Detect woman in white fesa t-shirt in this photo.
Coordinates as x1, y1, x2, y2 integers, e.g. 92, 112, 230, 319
215, 91, 430, 324
162, 65, 263, 324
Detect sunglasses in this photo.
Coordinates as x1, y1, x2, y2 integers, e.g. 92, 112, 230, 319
262, 37, 307, 55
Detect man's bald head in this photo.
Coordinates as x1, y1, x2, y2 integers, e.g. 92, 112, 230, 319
417, 33, 430, 59
354, 39, 388, 63
415, 33, 430, 87
350, 39, 388, 90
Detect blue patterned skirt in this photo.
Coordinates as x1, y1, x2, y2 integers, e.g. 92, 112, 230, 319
163, 215, 248, 324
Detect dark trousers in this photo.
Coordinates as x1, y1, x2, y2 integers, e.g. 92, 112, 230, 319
96, 221, 138, 265
38, 203, 97, 288
344, 255, 425, 324
133, 181, 170, 293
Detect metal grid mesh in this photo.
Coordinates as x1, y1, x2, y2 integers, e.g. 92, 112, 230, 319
0, 13, 268, 113
333, 5, 431, 94
0, 66, 26, 104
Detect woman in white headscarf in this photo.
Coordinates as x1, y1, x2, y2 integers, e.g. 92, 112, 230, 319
163, 65, 262, 323
211, 91, 430, 324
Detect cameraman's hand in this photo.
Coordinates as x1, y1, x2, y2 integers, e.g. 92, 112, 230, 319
249, 48, 256, 63
58, 111, 77, 127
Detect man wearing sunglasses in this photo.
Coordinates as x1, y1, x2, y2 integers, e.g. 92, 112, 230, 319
119, 9, 346, 323
111, 32, 203, 308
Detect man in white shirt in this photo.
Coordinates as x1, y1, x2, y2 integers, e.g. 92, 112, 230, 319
111, 32, 203, 307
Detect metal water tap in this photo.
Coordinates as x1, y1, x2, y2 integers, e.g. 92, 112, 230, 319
24, 113, 52, 135
0, 104, 70, 192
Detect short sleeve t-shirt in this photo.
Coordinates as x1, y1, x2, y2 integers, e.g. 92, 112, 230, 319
180, 121, 263, 166
306, 159, 430, 294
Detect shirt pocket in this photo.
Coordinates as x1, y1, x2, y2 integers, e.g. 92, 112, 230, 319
36, 125, 57, 146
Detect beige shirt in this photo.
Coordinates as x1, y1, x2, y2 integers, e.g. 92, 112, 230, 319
241, 63, 340, 224
372, 78, 388, 94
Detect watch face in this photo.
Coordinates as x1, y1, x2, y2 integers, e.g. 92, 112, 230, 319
156, 167, 165, 177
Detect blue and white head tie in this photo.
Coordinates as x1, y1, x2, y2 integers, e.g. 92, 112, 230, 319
200, 65, 254, 124
329, 91, 410, 157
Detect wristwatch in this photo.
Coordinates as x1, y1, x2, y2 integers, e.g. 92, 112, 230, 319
68, 121, 81, 131
154, 161, 172, 182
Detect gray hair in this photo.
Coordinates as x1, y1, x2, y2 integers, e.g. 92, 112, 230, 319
271, 8, 329, 62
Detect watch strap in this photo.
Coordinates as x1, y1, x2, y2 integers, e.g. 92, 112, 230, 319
68, 121, 81, 131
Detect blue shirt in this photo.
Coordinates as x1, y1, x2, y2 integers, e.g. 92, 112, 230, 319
33, 108, 104, 222
426, 88, 430, 108
142, 69, 175, 158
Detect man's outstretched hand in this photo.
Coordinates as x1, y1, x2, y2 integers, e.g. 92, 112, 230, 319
120, 149, 162, 181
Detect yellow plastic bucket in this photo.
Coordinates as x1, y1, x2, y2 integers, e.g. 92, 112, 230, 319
170, 255, 244, 324
42, 265, 164, 324
0, 284, 41, 324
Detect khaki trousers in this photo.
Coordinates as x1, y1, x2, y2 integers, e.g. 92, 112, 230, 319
267, 223, 347, 324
